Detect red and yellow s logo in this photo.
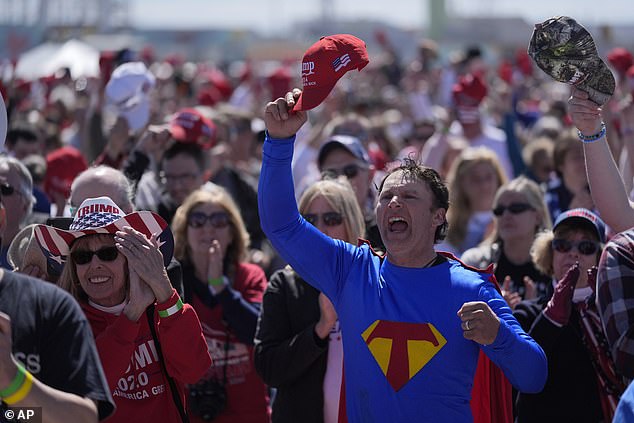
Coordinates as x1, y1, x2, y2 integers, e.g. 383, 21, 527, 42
361, 320, 447, 391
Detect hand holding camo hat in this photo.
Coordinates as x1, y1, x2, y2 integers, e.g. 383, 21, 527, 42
528, 16, 615, 106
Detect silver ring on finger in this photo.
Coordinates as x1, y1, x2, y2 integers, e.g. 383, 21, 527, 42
465, 320, 470, 331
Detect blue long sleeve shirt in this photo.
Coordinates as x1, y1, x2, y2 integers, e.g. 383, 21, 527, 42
258, 134, 547, 422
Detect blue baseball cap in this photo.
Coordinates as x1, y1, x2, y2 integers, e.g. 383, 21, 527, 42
553, 208, 606, 243
317, 135, 370, 168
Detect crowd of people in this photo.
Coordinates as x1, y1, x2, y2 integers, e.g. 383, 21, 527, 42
0, 30, 633, 423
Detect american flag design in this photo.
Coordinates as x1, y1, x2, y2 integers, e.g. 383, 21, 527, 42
34, 197, 174, 269
332, 54, 352, 72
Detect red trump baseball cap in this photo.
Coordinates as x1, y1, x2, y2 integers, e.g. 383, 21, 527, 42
294, 34, 369, 112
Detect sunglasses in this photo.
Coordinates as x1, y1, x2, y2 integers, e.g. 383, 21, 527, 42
492, 203, 534, 216
551, 238, 600, 256
71, 247, 119, 265
303, 212, 343, 227
322, 164, 366, 180
187, 211, 231, 229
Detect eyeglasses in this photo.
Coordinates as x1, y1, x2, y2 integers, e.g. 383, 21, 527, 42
159, 172, 200, 184
552, 238, 600, 256
492, 203, 534, 216
322, 164, 367, 180
71, 247, 119, 265
187, 211, 231, 229
302, 212, 343, 227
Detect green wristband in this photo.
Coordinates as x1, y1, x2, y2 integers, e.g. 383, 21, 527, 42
0, 363, 26, 398
208, 277, 224, 287
158, 298, 184, 318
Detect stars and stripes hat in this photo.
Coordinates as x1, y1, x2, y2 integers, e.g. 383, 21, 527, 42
34, 196, 174, 269
294, 34, 369, 111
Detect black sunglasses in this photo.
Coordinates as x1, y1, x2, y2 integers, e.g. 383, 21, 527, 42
552, 238, 600, 256
303, 212, 343, 227
71, 247, 119, 265
187, 211, 231, 229
0, 182, 16, 196
323, 164, 366, 180
492, 202, 534, 216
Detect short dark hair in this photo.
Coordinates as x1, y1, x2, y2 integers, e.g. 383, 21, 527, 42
161, 142, 206, 171
378, 158, 449, 242
6, 124, 38, 148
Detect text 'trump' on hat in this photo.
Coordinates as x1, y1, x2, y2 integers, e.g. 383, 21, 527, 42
527, 16, 615, 106
34, 196, 174, 270
294, 34, 369, 112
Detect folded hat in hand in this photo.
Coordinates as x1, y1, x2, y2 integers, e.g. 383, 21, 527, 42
528, 16, 615, 105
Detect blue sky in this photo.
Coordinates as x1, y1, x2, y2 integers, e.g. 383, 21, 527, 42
131, 0, 633, 35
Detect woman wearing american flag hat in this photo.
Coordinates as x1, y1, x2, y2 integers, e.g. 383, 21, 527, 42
34, 195, 212, 423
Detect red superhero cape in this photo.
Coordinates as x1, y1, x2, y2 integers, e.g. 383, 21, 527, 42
438, 252, 513, 423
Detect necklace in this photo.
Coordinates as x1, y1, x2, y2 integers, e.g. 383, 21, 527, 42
422, 254, 440, 268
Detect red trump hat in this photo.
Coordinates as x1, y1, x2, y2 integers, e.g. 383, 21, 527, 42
294, 34, 369, 111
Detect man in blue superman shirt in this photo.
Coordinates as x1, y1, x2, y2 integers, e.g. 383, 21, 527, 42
258, 89, 547, 422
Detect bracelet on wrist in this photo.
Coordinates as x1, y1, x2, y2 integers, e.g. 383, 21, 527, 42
158, 298, 184, 318
0, 364, 26, 398
578, 122, 606, 143
208, 277, 225, 287
1, 364, 33, 405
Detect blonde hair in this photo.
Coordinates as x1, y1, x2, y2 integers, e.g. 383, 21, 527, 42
172, 186, 250, 271
298, 178, 365, 245
445, 147, 507, 247
482, 176, 552, 245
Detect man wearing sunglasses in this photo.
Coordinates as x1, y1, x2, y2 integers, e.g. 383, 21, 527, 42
0, 156, 35, 270
317, 135, 384, 252
259, 89, 546, 423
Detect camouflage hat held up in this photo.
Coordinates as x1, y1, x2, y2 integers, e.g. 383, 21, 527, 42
528, 16, 615, 105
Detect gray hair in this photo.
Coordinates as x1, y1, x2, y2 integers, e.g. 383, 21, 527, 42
71, 166, 134, 213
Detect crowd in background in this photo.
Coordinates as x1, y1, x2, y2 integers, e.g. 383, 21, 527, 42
1, 32, 634, 422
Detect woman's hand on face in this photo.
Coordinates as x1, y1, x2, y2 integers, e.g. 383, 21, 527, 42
124, 267, 155, 322
115, 227, 172, 303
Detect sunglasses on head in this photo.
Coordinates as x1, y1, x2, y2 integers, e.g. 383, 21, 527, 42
551, 238, 600, 256
323, 164, 366, 180
303, 212, 343, 227
187, 211, 231, 229
71, 247, 119, 265
492, 202, 534, 216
